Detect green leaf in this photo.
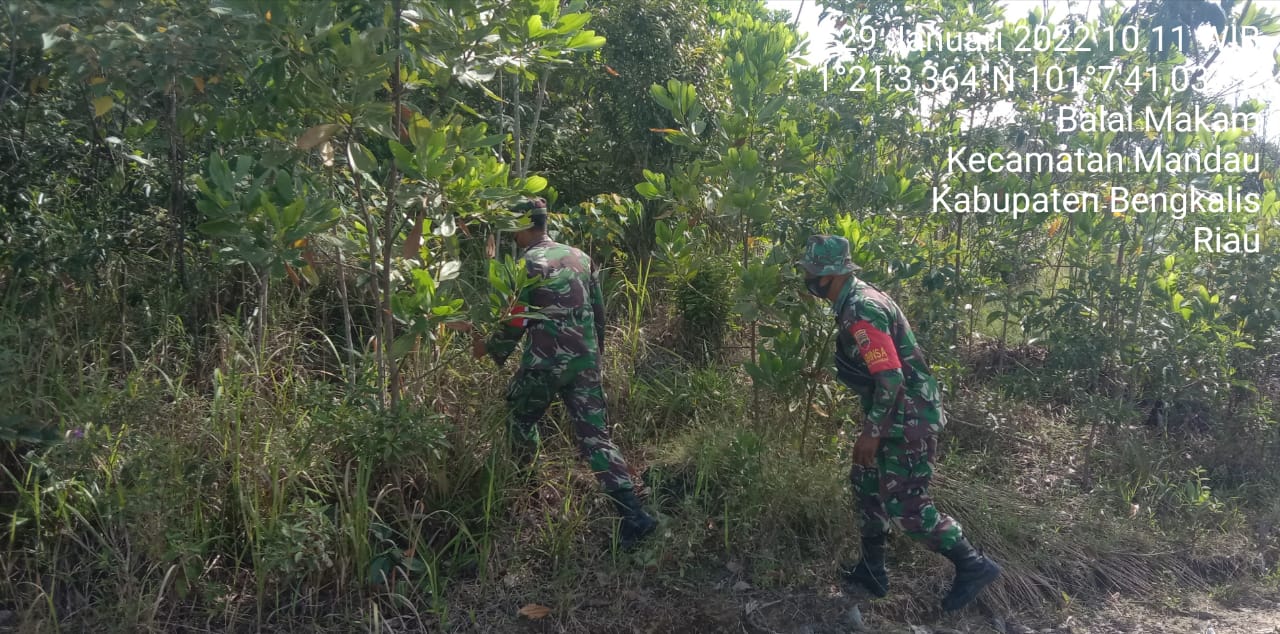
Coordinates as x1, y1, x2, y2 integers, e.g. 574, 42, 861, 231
347, 142, 378, 175
488, 260, 511, 295
209, 154, 234, 193
648, 84, 675, 111
566, 30, 605, 51
635, 182, 660, 199
389, 140, 417, 174
473, 134, 505, 148
554, 13, 590, 33
92, 95, 113, 118
522, 175, 548, 193
390, 333, 418, 360
198, 219, 241, 238
262, 198, 282, 232
527, 14, 544, 37
233, 155, 254, 181
368, 555, 393, 585
758, 95, 786, 120
282, 199, 305, 228
300, 264, 319, 286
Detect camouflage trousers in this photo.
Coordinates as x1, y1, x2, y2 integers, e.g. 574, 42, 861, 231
850, 434, 963, 552
505, 366, 635, 492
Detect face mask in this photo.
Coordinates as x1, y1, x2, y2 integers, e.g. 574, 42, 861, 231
805, 276, 829, 299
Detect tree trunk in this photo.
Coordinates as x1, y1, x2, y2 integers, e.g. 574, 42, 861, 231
520, 73, 549, 177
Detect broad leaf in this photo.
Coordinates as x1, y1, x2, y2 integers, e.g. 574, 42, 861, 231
198, 219, 241, 238
522, 175, 548, 194
347, 142, 378, 175
92, 95, 113, 118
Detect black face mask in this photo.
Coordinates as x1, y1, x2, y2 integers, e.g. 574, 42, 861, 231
805, 276, 830, 299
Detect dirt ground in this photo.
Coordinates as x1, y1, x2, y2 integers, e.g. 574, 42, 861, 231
575, 589, 1280, 634
470, 580, 1280, 634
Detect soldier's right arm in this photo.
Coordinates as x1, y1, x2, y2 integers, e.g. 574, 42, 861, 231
839, 301, 905, 439
484, 322, 524, 367
484, 288, 532, 367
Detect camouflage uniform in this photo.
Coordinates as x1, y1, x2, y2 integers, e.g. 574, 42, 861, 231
484, 228, 636, 493
799, 236, 963, 553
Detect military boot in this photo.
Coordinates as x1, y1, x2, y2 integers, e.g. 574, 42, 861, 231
939, 537, 1001, 611
839, 534, 890, 597
606, 487, 657, 550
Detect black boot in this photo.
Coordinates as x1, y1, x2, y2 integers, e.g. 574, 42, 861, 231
939, 537, 1001, 611
839, 534, 890, 597
606, 487, 657, 550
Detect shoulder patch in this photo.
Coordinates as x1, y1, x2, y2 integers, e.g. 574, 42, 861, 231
848, 319, 902, 374
853, 327, 871, 349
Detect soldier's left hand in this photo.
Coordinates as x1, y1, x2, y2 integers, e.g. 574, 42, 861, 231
852, 433, 880, 467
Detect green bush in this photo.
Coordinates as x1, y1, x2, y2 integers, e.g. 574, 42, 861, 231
673, 259, 733, 364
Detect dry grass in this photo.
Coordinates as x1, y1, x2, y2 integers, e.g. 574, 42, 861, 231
3, 322, 1277, 634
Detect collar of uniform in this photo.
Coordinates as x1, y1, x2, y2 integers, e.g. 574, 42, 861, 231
831, 275, 859, 316
519, 234, 554, 257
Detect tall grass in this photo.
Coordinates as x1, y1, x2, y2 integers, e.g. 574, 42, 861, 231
2, 283, 1278, 632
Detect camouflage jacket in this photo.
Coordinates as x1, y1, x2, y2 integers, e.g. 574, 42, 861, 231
831, 277, 945, 441
485, 235, 606, 375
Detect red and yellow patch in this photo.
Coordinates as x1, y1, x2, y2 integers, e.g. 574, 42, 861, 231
849, 320, 902, 374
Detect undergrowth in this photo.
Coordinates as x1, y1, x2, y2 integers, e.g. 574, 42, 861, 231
1, 298, 1278, 633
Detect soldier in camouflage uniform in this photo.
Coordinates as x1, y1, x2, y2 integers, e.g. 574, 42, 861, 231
796, 234, 1000, 611
457, 197, 657, 549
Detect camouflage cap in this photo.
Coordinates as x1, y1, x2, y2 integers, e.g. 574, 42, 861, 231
509, 196, 548, 216
796, 234, 859, 276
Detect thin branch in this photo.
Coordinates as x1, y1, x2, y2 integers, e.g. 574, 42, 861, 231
350, 133, 383, 398
520, 71, 549, 177
512, 72, 524, 178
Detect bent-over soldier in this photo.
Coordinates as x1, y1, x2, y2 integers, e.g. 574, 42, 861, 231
454, 197, 657, 549
796, 234, 1000, 611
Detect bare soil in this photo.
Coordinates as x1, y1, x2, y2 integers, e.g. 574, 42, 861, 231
466, 583, 1280, 634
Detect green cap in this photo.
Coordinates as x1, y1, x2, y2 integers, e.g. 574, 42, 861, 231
796, 234, 858, 276
509, 196, 548, 216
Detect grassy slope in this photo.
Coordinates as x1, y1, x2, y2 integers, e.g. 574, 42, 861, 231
2, 301, 1279, 634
